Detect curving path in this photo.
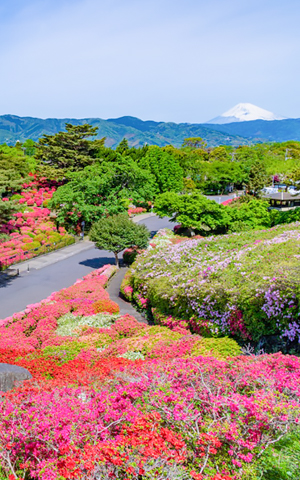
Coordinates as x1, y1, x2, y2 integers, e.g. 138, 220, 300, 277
0, 216, 175, 319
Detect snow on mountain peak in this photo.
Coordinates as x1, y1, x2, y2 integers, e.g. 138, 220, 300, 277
207, 103, 286, 124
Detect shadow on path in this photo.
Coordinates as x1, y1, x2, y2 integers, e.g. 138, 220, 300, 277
79, 257, 115, 269
0, 271, 19, 289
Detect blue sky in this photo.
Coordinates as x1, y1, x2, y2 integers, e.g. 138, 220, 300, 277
0, 0, 299, 122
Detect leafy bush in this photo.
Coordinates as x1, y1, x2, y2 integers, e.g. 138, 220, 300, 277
43, 341, 89, 364
255, 427, 300, 480
129, 223, 300, 349
192, 337, 242, 359
120, 272, 134, 301
123, 247, 143, 265
20, 241, 41, 251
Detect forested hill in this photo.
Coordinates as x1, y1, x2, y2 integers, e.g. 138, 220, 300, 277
0, 114, 248, 147
2, 114, 300, 147
203, 118, 300, 143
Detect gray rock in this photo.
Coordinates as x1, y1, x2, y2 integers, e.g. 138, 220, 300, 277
0, 363, 32, 393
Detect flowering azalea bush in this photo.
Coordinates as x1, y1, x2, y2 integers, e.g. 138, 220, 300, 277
0, 178, 74, 270
0, 264, 117, 350
127, 223, 300, 351
123, 247, 144, 265
0, 347, 300, 480
1, 257, 300, 479
128, 206, 147, 216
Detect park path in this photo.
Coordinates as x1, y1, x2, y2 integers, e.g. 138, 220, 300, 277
106, 266, 147, 324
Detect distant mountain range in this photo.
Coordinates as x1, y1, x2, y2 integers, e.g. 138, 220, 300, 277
0, 114, 249, 148
0, 107, 300, 149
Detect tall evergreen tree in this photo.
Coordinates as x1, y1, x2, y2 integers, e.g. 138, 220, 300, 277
35, 123, 105, 170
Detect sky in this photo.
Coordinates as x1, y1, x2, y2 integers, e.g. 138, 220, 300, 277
0, 0, 300, 123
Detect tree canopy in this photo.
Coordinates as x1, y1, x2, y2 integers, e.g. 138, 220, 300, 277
0, 200, 19, 224
139, 146, 184, 194
89, 214, 150, 267
35, 124, 105, 170
49, 158, 156, 231
154, 191, 230, 235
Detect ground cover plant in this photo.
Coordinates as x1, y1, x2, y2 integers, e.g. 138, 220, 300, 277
124, 224, 300, 351
0, 263, 300, 480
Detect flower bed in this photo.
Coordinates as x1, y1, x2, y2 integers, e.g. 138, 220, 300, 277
124, 223, 300, 349
1, 263, 300, 480
127, 206, 147, 216
0, 179, 74, 270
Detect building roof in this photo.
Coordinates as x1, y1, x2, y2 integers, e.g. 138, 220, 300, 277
263, 192, 300, 201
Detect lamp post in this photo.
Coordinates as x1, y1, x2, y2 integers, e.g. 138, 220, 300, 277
80, 220, 85, 240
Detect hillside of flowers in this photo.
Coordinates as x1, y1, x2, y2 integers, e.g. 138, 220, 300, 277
123, 224, 300, 352
0, 264, 300, 480
0, 175, 74, 270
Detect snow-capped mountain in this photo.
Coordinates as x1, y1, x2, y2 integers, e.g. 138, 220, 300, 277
206, 103, 286, 124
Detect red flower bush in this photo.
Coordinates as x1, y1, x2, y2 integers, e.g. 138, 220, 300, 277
92, 299, 120, 314
0, 256, 300, 480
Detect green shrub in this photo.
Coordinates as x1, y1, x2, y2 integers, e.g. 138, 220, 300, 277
192, 337, 241, 359
34, 233, 47, 242
123, 247, 143, 265
255, 427, 300, 480
47, 233, 62, 243
42, 341, 88, 364
20, 241, 41, 251
10, 194, 22, 201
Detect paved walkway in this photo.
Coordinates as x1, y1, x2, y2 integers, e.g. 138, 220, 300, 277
106, 266, 148, 324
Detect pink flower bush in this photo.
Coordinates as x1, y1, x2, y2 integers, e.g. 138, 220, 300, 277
0, 258, 299, 479
0, 265, 117, 350
0, 183, 73, 270
128, 207, 147, 216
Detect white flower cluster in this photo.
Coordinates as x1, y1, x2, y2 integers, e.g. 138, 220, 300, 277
56, 312, 120, 336
119, 351, 145, 360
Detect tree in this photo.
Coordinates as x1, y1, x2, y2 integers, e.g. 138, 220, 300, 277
202, 161, 246, 193
247, 160, 269, 195
89, 214, 150, 267
163, 145, 208, 180
208, 146, 231, 162
35, 123, 105, 170
0, 200, 19, 224
182, 137, 207, 149
227, 197, 271, 232
49, 158, 156, 231
140, 146, 184, 194
0, 144, 36, 177
0, 170, 25, 196
154, 191, 230, 235
116, 138, 130, 156
0, 144, 35, 196
23, 139, 36, 156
